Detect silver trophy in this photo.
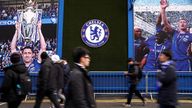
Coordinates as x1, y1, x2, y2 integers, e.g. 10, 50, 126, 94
17, 0, 42, 45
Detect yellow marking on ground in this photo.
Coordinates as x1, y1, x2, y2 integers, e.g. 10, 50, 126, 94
23, 99, 192, 104
23, 100, 51, 103
178, 100, 192, 103
96, 99, 152, 103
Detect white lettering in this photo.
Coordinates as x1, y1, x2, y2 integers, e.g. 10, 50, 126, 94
85, 20, 104, 27
0, 20, 16, 25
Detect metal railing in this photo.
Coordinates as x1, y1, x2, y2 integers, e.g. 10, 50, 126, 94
0, 71, 192, 99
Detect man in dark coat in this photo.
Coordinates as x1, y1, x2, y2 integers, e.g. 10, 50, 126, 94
65, 47, 96, 108
33, 52, 61, 108
51, 54, 66, 104
0, 52, 28, 108
123, 58, 145, 107
157, 50, 177, 108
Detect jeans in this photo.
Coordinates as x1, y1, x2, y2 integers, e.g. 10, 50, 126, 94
34, 89, 61, 108
127, 84, 144, 104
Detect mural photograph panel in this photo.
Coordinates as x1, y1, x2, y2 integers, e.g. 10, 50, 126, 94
134, 0, 192, 71
0, 0, 58, 72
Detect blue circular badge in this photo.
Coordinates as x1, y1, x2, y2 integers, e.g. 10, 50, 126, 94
81, 19, 109, 48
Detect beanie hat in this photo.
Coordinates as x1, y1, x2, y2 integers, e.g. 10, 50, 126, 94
51, 54, 60, 63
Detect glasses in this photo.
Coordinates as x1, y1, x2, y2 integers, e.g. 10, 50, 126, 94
84, 56, 91, 59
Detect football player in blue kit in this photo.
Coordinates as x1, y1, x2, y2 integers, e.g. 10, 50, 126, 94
11, 22, 46, 73
134, 27, 147, 63
143, 31, 171, 71
160, 0, 192, 71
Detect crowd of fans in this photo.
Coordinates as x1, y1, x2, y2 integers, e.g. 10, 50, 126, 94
0, 4, 58, 20
39, 4, 58, 19
135, 11, 192, 30
0, 38, 57, 70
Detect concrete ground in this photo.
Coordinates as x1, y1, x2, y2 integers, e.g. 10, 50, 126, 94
0, 98, 192, 108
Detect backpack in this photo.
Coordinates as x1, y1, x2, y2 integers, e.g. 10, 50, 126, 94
15, 72, 32, 97
0, 69, 31, 102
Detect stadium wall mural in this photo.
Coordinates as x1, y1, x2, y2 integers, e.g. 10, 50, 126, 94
133, 0, 192, 71
0, 0, 57, 72
1, 0, 192, 72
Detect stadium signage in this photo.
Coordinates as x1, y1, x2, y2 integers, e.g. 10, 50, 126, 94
0, 20, 16, 26
0, 18, 58, 26
81, 19, 110, 48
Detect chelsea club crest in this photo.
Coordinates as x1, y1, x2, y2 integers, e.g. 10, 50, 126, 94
81, 19, 109, 48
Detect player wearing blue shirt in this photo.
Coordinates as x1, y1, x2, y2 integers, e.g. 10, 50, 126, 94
143, 31, 171, 71
160, 0, 192, 71
27, 59, 40, 73
11, 22, 46, 73
134, 27, 147, 63
21, 46, 41, 73
171, 31, 192, 71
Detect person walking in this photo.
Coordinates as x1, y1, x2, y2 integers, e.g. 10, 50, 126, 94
51, 54, 66, 104
157, 50, 177, 108
65, 47, 96, 108
33, 52, 61, 108
123, 58, 145, 107
0, 52, 28, 108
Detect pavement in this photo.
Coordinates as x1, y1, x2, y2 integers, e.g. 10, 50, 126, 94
0, 98, 192, 108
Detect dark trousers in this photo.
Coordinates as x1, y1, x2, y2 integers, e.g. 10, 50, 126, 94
160, 104, 176, 108
34, 89, 61, 108
7, 100, 22, 108
127, 84, 144, 104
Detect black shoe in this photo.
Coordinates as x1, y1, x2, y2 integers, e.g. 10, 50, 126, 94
142, 100, 146, 106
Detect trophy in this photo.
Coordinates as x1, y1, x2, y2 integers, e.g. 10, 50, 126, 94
17, 0, 42, 47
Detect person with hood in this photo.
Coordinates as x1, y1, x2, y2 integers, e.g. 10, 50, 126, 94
157, 50, 177, 108
51, 54, 68, 104
33, 52, 61, 108
65, 47, 96, 108
0, 52, 28, 108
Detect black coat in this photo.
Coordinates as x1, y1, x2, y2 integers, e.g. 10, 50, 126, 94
157, 61, 177, 106
127, 64, 142, 84
37, 58, 57, 91
65, 64, 96, 108
53, 62, 65, 90
0, 63, 28, 102
63, 64, 71, 87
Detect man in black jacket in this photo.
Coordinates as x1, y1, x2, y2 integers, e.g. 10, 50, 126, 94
65, 47, 96, 108
123, 58, 145, 107
157, 51, 177, 108
51, 54, 68, 104
34, 52, 61, 108
0, 52, 28, 108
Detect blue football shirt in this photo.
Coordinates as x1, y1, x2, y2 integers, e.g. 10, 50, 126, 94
172, 31, 192, 60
